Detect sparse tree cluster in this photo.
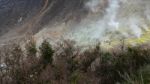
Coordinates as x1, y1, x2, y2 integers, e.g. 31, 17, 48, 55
0, 39, 150, 84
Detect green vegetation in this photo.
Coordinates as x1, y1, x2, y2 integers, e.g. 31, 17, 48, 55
26, 39, 37, 56
0, 40, 150, 84
39, 40, 54, 65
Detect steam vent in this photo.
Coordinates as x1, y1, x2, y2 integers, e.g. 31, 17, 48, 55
0, 0, 150, 47
1, 0, 150, 84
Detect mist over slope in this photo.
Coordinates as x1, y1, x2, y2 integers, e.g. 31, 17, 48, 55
0, 0, 150, 46
0, 0, 88, 44
65, 0, 150, 46
35, 0, 150, 46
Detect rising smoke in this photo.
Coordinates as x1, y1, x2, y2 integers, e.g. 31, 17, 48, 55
33, 0, 150, 46
60, 0, 150, 45
0, 0, 150, 46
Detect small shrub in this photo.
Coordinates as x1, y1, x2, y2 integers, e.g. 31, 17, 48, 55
26, 39, 37, 56
39, 40, 54, 65
70, 70, 80, 84
121, 65, 150, 84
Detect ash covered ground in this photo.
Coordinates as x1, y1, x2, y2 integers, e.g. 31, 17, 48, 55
0, 0, 150, 47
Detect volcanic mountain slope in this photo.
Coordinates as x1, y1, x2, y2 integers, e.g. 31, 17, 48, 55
0, 0, 44, 35
34, 0, 150, 46
0, 0, 88, 44
1, 0, 150, 47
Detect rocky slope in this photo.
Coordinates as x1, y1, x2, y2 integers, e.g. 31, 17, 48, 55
0, 0, 150, 47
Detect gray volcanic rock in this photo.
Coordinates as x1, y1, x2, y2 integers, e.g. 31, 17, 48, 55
40, 0, 88, 25
0, 0, 44, 35
0, 0, 89, 44
0, 0, 88, 36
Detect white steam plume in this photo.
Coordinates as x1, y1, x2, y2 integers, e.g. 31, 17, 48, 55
67, 0, 121, 44
35, 0, 150, 46
85, 0, 101, 13
65, 0, 150, 45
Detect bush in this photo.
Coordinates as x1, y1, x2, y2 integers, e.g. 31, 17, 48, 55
26, 39, 37, 56
0, 40, 150, 84
121, 65, 150, 84
39, 40, 54, 66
